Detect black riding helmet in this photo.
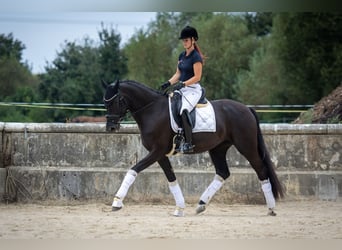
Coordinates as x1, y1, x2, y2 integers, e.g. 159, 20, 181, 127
179, 26, 198, 41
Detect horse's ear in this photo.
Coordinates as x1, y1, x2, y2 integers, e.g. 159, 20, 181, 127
101, 79, 109, 89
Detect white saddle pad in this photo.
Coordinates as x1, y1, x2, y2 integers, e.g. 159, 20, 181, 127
168, 97, 216, 133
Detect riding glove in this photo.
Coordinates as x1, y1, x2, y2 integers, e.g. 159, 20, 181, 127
171, 81, 185, 91
160, 81, 171, 91
163, 81, 185, 95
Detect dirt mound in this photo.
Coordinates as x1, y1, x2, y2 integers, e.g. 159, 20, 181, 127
293, 85, 342, 124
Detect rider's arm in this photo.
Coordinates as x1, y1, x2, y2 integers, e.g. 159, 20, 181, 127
183, 62, 202, 86
168, 67, 181, 84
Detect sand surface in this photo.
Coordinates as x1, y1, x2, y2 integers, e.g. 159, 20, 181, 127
0, 200, 341, 239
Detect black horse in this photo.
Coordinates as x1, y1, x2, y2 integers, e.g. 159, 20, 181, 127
103, 80, 284, 216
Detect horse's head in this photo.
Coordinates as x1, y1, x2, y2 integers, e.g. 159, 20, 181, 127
102, 80, 128, 132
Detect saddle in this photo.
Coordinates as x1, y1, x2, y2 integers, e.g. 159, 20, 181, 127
167, 88, 215, 156
171, 88, 208, 128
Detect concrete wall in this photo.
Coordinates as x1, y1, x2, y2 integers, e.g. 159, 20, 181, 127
1, 122, 341, 204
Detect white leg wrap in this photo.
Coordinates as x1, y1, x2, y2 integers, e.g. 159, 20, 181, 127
112, 197, 123, 208
261, 179, 275, 209
115, 169, 137, 200
199, 175, 224, 204
168, 181, 185, 209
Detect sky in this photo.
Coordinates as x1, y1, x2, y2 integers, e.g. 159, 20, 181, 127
0, 12, 157, 74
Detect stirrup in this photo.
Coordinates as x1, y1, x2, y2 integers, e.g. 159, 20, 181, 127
180, 142, 194, 153
174, 133, 185, 152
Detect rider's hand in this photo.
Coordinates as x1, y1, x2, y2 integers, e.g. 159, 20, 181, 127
163, 81, 185, 95
160, 81, 171, 91
171, 81, 185, 91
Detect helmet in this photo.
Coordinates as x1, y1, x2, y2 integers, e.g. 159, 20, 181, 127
179, 26, 198, 41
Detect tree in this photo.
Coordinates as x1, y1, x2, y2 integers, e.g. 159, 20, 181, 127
236, 12, 342, 105
124, 12, 178, 88
196, 13, 260, 100
236, 39, 282, 105
0, 33, 25, 61
37, 26, 127, 122
272, 13, 342, 104
244, 12, 273, 36
98, 23, 128, 82
124, 12, 214, 89
0, 33, 38, 100
235, 12, 342, 122
0, 33, 40, 122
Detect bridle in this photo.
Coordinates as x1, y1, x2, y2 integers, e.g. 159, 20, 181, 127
103, 90, 128, 131
103, 80, 158, 132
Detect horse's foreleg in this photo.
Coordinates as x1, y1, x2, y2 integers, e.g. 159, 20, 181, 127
158, 157, 185, 217
112, 151, 160, 211
112, 169, 137, 211
169, 181, 185, 216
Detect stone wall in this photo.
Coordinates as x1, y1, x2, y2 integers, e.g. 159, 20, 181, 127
1, 122, 341, 203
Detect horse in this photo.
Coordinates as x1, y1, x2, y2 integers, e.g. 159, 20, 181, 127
102, 79, 285, 216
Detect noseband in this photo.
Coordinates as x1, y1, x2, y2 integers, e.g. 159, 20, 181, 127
103, 92, 127, 126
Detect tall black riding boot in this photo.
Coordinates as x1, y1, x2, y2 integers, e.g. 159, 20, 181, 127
180, 110, 194, 153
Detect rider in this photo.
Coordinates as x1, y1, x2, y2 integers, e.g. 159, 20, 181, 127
161, 26, 205, 153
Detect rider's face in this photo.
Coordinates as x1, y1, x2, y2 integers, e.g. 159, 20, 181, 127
182, 38, 194, 49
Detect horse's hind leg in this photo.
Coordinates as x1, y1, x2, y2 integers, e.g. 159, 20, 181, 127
233, 135, 277, 216
196, 143, 230, 214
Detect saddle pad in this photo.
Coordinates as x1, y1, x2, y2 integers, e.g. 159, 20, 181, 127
168, 97, 216, 133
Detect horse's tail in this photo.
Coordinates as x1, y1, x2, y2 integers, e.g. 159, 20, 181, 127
249, 108, 285, 199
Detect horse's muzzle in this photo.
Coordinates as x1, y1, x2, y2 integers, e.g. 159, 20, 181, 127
105, 115, 120, 132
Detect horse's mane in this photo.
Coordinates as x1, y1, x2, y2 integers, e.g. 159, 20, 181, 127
119, 79, 163, 96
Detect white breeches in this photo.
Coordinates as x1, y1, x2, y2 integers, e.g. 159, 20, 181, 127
179, 83, 202, 114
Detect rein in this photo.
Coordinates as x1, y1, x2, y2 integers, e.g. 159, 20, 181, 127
130, 100, 155, 115
103, 91, 155, 122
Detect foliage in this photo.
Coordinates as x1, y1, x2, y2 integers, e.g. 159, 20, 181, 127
0, 33, 25, 61
197, 13, 260, 99
1, 12, 341, 123
0, 33, 40, 122
124, 12, 214, 89
244, 12, 273, 36
272, 13, 342, 104
0, 33, 38, 100
98, 23, 128, 82
37, 26, 126, 121
124, 12, 259, 100
235, 12, 342, 122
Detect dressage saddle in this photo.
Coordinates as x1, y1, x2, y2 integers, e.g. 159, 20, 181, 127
171, 88, 208, 128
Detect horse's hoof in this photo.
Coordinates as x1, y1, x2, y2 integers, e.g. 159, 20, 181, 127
111, 197, 123, 212
267, 209, 277, 216
173, 207, 185, 217
196, 204, 206, 215
112, 206, 122, 212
